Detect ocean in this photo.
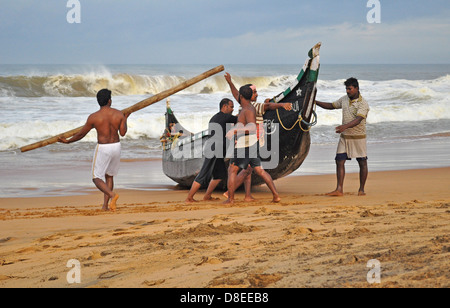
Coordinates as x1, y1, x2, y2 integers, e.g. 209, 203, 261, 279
1, 63, 449, 197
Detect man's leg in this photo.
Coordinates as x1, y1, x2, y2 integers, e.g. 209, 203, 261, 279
223, 166, 254, 201
93, 176, 117, 211
357, 158, 368, 196
203, 179, 222, 201
253, 166, 280, 203
185, 181, 202, 203
186, 158, 215, 203
224, 164, 240, 204
103, 175, 114, 210
327, 159, 345, 196
242, 167, 255, 202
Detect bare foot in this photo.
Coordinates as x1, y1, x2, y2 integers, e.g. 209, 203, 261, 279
185, 198, 198, 204
110, 194, 119, 212
223, 191, 229, 198
272, 196, 281, 203
358, 190, 366, 196
223, 199, 234, 205
203, 196, 220, 201
244, 196, 256, 202
326, 190, 344, 197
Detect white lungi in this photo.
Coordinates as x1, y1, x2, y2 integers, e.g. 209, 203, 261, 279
336, 136, 368, 159
92, 142, 121, 181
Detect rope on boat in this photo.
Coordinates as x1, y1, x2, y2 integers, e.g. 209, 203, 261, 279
276, 107, 317, 132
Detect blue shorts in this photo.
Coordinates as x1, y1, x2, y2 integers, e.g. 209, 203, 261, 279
335, 153, 368, 162
230, 143, 261, 170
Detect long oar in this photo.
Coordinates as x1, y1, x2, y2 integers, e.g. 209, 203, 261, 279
20, 65, 224, 153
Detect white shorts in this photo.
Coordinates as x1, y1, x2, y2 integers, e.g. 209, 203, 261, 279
92, 143, 121, 181
336, 136, 367, 159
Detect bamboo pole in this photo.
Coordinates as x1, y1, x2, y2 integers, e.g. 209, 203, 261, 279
20, 65, 224, 153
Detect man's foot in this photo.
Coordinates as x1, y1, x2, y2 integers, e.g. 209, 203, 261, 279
223, 191, 229, 199
185, 198, 198, 204
272, 196, 281, 203
358, 190, 366, 196
244, 196, 256, 202
203, 196, 220, 201
326, 190, 344, 197
223, 199, 234, 205
110, 194, 119, 212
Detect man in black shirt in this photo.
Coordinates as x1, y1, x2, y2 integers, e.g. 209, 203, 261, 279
185, 98, 238, 203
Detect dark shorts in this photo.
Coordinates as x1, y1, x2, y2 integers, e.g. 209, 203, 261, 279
230, 143, 261, 170
194, 157, 227, 186
335, 153, 368, 162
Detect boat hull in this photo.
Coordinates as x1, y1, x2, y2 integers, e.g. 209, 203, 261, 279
161, 43, 321, 189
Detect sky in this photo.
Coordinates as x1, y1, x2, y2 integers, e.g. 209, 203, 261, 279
0, 0, 449, 65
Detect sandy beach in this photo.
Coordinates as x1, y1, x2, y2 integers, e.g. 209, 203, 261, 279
0, 166, 449, 288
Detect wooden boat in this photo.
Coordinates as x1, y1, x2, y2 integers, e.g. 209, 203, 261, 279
161, 43, 321, 188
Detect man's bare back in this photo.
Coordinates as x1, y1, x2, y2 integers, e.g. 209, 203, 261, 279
237, 105, 256, 126
88, 107, 128, 144
59, 106, 128, 145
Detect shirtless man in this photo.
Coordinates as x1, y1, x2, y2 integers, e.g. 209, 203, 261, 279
224, 73, 291, 200
59, 89, 130, 211
225, 85, 280, 204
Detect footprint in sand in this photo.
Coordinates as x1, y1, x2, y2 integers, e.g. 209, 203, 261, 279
196, 256, 223, 266
98, 270, 121, 279
86, 251, 103, 261
16, 246, 42, 254
0, 237, 14, 243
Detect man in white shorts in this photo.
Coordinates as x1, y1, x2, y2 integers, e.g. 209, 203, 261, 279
59, 89, 129, 211
315, 78, 370, 196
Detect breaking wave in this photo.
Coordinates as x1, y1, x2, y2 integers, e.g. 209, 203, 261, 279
0, 72, 290, 98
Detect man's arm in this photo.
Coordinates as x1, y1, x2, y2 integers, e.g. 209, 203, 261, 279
119, 112, 130, 137
224, 72, 240, 103
263, 99, 293, 111
315, 100, 335, 110
58, 116, 94, 144
336, 116, 364, 134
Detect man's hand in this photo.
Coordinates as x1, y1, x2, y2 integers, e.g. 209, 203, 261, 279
123, 111, 131, 119
58, 136, 69, 144
226, 129, 236, 140
335, 124, 347, 134
335, 116, 364, 134
224, 72, 232, 84
282, 103, 293, 111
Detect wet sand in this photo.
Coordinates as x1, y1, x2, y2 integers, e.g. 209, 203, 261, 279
0, 167, 449, 288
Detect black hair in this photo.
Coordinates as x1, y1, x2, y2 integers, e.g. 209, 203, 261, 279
97, 89, 112, 106
239, 85, 253, 101
219, 98, 232, 109
344, 78, 359, 89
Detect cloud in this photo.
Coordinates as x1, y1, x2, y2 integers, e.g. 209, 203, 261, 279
0, 1, 448, 64
158, 15, 450, 65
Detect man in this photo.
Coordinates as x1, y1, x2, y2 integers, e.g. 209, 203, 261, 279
315, 77, 370, 196
58, 89, 130, 211
225, 85, 281, 204
223, 73, 292, 200
185, 98, 239, 203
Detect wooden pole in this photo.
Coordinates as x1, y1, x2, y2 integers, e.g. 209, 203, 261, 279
20, 65, 224, 153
